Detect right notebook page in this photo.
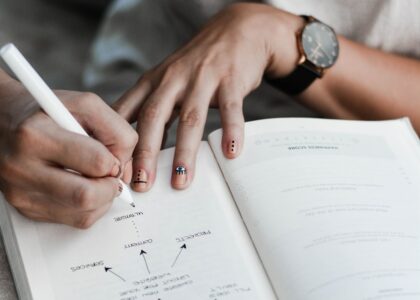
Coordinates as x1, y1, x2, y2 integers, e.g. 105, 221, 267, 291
208, 118, 420, 300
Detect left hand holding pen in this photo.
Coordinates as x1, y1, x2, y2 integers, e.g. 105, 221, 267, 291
114, 3, 303, 192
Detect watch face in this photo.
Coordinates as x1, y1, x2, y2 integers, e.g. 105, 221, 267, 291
301, 21, 339, 68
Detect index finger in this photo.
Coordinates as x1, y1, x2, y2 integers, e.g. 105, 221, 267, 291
171, 77, 217, 189
62, 92, 138, 165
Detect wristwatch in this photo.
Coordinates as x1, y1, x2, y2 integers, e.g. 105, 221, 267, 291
267, 15, 339, 95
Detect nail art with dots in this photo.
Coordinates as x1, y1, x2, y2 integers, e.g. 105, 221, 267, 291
132, 169, 148, 187
228, 140, 236, 155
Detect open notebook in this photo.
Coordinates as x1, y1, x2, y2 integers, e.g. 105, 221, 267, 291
1, 118, 419, 300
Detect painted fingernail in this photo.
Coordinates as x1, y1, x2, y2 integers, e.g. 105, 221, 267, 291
117, 182, 123, 196
111, 163, 122, 177
132, 169, 148, 188
174, 165, 187, 186
227, 140, 237, 155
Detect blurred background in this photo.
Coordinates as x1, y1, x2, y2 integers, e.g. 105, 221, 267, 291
0, 0, 313, 126
0, 0, 111, 91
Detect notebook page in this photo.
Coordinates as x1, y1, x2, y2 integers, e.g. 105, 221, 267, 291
209, 118, 420, 300
0, 143, 275, 300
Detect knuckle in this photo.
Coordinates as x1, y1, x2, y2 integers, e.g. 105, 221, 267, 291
179, 109, 202, 128
91, 150, 113, 176
80, 92, 101, 103
220, 100, 242, 113
130, 129, 139, 145
196, 60, 209, 75
141, 103, 162, 122
14, 120, 39, 152
164, 60, 183, 79
75, 213, 97, 229
73, 184, 96, 210
124, 128, 139, 150
75, 92, 102, 110
0, 157, 25, 185
222, 73, 248, 96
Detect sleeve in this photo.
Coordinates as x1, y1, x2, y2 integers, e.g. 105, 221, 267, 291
83, 0, 206, 103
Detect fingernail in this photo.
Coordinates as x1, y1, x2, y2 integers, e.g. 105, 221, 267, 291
111, 163, 122, 177
174, 165, 187, 186
132, 169, 148, 188
227, 140, 237, 155
117, 182, 123, 196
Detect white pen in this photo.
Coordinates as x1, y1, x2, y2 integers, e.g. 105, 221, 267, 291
0, 43, 135, 208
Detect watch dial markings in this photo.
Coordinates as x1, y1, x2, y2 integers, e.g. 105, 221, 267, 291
301, 21, 339, 68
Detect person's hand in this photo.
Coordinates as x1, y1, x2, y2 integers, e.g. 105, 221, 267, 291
113, 3, 303, 191
0, 80, 138, 228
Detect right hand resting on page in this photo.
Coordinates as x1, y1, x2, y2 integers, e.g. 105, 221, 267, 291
0, 76, 138, 228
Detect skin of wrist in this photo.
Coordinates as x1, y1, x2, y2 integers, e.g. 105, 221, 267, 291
264, 10, 305, 79
222, 3, 303, 80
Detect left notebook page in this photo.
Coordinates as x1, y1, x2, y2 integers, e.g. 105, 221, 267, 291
0, 142, 275, 300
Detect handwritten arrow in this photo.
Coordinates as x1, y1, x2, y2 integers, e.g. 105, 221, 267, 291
104, 266, 126, 282
171, 244, 187, 268
140, 250, 150, 274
